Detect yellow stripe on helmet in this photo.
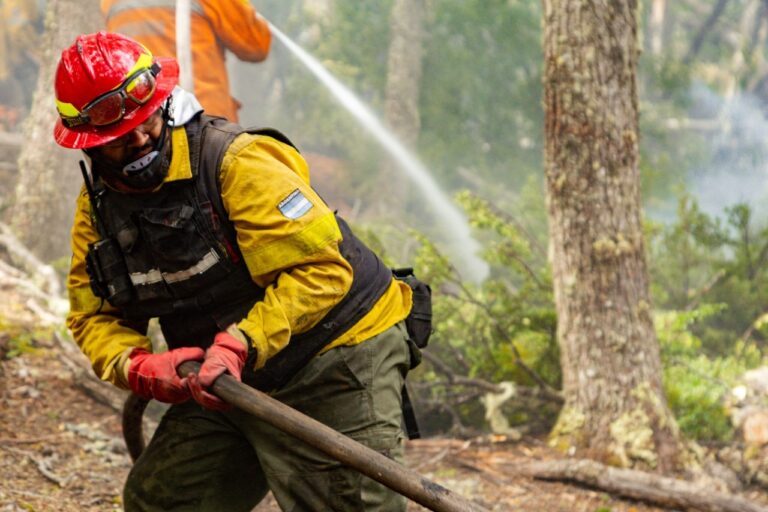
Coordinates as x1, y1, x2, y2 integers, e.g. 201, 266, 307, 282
122, 52, 154, 93
56, 99, 80, 117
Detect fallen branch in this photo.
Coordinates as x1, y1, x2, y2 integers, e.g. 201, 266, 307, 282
6, 488, 58, 502
520, 459, 768, 512
0, 221, 62, 297
0, 131, 23, 147
51, 331, 129, 414
411, 440, 472, 472
422, 351, 564, 404
6, 446, 71, 488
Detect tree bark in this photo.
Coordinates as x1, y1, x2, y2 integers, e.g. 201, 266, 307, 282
542, 0, 685, 472
384, 0, 425, 150
8, 0, 101, 261
376, 0, 426, 210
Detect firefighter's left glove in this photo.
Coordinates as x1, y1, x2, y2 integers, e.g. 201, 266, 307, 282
127, 346, 205, 403
188, 329, 249, 411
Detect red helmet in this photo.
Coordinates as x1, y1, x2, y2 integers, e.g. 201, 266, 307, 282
53, 32, 179, 149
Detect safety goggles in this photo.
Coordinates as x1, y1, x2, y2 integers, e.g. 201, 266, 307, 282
61, 63, 160, 128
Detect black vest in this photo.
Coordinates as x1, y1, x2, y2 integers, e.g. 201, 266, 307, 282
90, 114, 393, 390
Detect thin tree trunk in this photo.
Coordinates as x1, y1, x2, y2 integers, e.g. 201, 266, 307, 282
384, 0, 425, 150
723, 0, 761, 99
375, 0, 426, 213
542, 0, 685, 472
9, 0, 101, 261
649, 0, 666, 56
685, 0, 729, 64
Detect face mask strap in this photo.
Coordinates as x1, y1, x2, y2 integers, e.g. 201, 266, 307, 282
87, 97, 174, 191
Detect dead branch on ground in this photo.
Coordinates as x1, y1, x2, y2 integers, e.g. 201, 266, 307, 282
0, 222, 127, 413
0, 222, 62, 298
520, 459, 768, 512
422, 350, 563, 404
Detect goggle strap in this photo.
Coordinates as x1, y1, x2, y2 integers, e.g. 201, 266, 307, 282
60, 62, 162, 129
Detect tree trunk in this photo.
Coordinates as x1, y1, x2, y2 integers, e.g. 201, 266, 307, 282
384, 0, 425, 150
685, 0, 729, 64
375, 0, 426, 212
542, 0, 685, 472
648, 0, 666, 56
8, 0, 101, 261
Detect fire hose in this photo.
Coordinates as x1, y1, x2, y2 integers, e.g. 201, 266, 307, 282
122, 361, 488, 512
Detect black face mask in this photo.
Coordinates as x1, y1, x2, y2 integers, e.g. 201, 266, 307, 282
87, 100, 174, 191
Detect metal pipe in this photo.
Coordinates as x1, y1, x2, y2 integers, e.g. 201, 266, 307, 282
175, 0, 194, 91
178, 361, 488, 512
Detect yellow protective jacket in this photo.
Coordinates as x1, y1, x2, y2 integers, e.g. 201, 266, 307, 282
101, 0, 270, 121
66, 126, 412, 388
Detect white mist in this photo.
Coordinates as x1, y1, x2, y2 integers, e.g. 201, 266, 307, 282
268, 22, 489, 283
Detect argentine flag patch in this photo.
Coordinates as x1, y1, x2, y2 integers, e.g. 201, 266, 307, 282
278, 189, 314, 219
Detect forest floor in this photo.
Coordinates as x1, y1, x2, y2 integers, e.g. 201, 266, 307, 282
1, 291, 767, 512
0, 344, 661, 512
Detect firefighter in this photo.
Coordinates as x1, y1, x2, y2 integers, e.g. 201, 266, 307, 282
55, 32, 425, 511
101, 0, 271, 122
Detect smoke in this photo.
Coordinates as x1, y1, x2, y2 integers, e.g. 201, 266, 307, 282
686, 82, 768, 221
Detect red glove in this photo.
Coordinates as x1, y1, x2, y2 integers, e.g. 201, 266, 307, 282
127, 346, 205, 403
188, 331, 248, 411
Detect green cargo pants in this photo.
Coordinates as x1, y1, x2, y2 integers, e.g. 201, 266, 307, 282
123, 322, 411, 512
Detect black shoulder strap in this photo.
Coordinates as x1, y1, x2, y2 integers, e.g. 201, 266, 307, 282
245, 127, 300, 152
186, 115, 299, 246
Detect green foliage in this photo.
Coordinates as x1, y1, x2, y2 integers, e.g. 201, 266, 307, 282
277, 0, 392, 168
7, 332, 41, 358
0, 317, 48, 359
254, 0, 768, 441
419, 0, 543, 190
647, 192, 727, 308
656, 306, 764, 441
648, 194, 768, 355
268, 0, 543, 201
408, 190, 558, 432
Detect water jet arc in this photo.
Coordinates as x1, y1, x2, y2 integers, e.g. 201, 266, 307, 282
267, 22, 489, 283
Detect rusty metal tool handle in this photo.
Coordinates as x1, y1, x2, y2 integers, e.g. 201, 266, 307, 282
178, 361, 488, 512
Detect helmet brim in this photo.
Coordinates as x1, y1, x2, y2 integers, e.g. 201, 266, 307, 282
53, 57, 179, 149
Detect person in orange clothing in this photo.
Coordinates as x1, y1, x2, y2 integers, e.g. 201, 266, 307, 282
101, 0, 270, 122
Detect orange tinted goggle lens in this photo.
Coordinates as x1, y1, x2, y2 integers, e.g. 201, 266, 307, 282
85, 69, 157, 125
86, 93, 126, 126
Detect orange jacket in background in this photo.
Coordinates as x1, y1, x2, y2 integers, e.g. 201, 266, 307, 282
101, 0, 271, 121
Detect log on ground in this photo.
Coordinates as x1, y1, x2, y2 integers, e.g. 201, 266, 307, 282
521, 459, 768, 512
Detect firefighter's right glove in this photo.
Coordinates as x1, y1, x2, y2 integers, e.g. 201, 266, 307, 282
127, 347, 205, 403
188, 329, 248, 411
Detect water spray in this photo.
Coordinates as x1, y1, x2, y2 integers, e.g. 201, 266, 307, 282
266, 22, 489, 283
